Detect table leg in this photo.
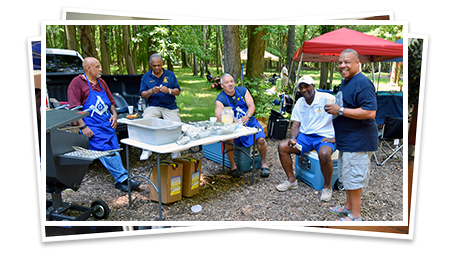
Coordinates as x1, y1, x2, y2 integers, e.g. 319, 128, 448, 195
157, 153, 162, 221
126, 144, 132, 208
222, 141, 225, 175
251, 133, 256, 185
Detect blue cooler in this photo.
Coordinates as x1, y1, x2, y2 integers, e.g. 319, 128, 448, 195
295, 150, 339, 190
202, 142, 262, 173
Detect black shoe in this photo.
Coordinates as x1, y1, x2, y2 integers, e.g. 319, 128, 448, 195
228, 168, 243, 178
115, 179, 141, 192
260, 167, 270, 177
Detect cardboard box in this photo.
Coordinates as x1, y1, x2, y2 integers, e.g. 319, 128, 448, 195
173, 157, 202, 197
149, 161, 183, 204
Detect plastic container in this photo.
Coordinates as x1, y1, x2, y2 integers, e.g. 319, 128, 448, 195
295, 150, 339, 190
222, 107, 234, 124
126, 117, 183, 145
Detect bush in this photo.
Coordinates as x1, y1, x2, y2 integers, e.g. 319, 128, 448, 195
243, 77, 278, 119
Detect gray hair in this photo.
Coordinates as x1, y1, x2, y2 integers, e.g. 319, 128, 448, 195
149, 53, 163, 63
340, 49, 359, 60
220, 73, 233, 84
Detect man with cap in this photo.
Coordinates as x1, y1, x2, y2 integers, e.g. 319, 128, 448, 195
276, 75, 336, 202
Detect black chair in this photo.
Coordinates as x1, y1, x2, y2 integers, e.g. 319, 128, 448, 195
373, 115, 403, 166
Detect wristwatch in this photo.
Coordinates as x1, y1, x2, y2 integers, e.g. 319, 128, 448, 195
168, 88, 172, 94
246, 113, 252, 119
338, 107, 344, 116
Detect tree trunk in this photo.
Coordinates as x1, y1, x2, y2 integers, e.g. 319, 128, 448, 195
122, 25, 135, 74
65, 25, 78, 51
320, 63, 328, 89
77, 25, 96, 58
99, 25, 110, 75
181, 50, 189, 68
286, 25, 296, 84
222, 25, 241, 82
245, 25, 265, 80
215, 25, 220, 74
193, 53, 198, 75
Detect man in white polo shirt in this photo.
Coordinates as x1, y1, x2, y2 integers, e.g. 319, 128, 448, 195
276, 75, 336, 202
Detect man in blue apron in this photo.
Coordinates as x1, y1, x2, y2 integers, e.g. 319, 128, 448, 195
67, 57, 140, 192
214, 73, 270, 178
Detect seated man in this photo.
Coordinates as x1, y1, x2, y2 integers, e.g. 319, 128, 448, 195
139, 53, 182, 160
67, 57, 140, 192
214, 73, 270, 178
275, 75, 336, 202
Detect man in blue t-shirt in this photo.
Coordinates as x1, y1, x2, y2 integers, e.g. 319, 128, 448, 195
214, 73, 270, 178
139, 53, 182, 160
324, 49, 377, 222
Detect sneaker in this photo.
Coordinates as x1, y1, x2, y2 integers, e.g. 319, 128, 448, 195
140, 150, 152, 160
276, 180, 298, 192
320, 187, 332, 201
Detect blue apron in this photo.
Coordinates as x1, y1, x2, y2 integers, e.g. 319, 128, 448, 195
82, 74, 118, 151
223, 88, 265, 147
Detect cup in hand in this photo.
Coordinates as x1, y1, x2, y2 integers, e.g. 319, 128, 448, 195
325, 98, 335, 105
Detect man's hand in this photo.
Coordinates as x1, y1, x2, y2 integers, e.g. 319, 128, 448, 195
151, 86, 160, 94
81, 126, 94, 138
324, 103, 341, 115
109, 113, 118, 129
288, 137, 297, 148
321, 137, 336, 143
159, 85, 170, 94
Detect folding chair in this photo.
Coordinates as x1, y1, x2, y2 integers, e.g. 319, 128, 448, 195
373, 115, 403, 166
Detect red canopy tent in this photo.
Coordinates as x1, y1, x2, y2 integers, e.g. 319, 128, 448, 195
292, 27, 403, 63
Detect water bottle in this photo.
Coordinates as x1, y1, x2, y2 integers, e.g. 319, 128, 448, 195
138, 98, 145, 112
222, 107, 234, 125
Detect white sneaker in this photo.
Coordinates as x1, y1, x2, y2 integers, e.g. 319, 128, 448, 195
320, 187, 332, 202
276, 180, 298, 192
140, 150, 152, 160
171, 151, 181, 159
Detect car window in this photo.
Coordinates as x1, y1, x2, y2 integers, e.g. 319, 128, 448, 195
46, 54, 83, 74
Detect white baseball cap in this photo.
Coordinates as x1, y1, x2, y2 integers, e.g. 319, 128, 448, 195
296, 75, 315, 86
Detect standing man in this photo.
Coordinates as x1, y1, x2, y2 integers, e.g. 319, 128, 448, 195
275, 75, 336, 202
67, 57, 141, 192
280, 63, 288, 88
214, 74, 270, 178
139, 53, 181, 160
324, 49, 377, 221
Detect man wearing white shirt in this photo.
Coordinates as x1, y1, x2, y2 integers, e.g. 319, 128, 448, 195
276, 75, 336, 202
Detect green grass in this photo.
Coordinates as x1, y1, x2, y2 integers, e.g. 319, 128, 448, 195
172, 66, 402, 123
174, 67, 220, 123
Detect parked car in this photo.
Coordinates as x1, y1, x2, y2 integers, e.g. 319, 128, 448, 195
46, 48, 84, 74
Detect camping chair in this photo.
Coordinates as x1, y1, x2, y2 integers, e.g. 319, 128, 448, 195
373, 115, 403, 166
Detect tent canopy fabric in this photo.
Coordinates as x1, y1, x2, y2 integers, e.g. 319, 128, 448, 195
292, 28, 403, 63
241, 48, 279, 61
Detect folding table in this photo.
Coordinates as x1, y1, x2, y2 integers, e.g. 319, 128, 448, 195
120, 126, 259, 221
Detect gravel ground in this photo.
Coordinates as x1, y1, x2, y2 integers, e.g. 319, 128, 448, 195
46, 134, 403, 222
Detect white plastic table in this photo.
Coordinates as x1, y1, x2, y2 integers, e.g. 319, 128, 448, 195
120, 126, 260, 221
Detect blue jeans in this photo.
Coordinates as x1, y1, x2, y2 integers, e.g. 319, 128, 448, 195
99, 152, 128, 184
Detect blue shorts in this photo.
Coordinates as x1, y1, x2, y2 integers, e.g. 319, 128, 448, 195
296, 133, 336, 155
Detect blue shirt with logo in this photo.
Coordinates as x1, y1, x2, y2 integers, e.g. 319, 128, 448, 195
139, 69, 180, 110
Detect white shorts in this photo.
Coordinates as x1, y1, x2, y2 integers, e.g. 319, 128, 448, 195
338, 151, 371, 190
143, 106, 181, 122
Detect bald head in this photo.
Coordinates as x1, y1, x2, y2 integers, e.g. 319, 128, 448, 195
83, 57, 102, 80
